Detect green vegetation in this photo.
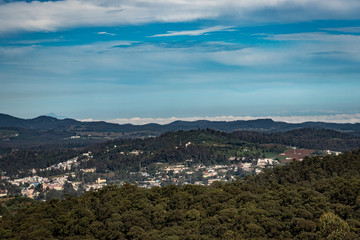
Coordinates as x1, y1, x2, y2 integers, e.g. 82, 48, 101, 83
229, 128, 360, 152
0, 197, 37, 216
2, 149, 360, 239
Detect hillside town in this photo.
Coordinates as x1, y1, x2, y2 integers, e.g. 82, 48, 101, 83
0, 146, 342, 199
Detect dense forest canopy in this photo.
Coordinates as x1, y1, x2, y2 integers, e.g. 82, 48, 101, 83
228, 128, 360, 152
1, 149, 360, 239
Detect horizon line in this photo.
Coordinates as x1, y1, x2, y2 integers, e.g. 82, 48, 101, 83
3, 112, 360, 125
79, 114, 360, 125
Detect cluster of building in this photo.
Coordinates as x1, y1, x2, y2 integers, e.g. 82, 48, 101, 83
1, 173, 108, 199
0, 151, 107, 199
32, 151, 93, 174
1, 146, 331, 198
2, 155, 281, 198
135, 157, 281, 188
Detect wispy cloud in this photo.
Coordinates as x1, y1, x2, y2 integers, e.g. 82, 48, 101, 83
81, 113, 360, 125
322, 27, 360, 33
150, 26, 235, 37
112, 40, 244, 52
13, 38, 65, 45
262, 32, 360, 41
97, 31, 116, 36
1, 0, 360, 33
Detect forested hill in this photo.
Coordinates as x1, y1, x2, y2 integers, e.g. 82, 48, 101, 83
228, 128, 360, 152
1, 128, 360, 177
1, 150, 360, 239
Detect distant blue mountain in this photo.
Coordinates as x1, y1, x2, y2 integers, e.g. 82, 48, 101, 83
1, 113, 360, 135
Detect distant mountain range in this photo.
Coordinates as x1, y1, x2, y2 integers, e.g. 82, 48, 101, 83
1, 113, 360, 134
1, 113, 360, 147
0, 113, 360, 135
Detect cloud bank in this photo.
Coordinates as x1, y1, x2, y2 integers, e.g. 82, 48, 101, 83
1, 0, 360, 33
80, 114, 360, 125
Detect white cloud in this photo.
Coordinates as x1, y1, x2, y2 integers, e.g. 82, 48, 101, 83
97, 31, 116, 36
1, 0, 360, 33
150, 26, 235, 37
270, 114, 360, 124
80, 114, 360, 125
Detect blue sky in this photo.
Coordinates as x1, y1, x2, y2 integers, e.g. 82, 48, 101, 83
1, 0, 360, 123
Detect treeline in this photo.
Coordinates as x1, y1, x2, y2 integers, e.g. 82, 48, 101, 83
2, 150, 360, 239
0, 197, 37, 216
228, 128, 360, 152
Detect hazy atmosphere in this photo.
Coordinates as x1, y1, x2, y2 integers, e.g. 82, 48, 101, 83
1, 0, 360, 123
